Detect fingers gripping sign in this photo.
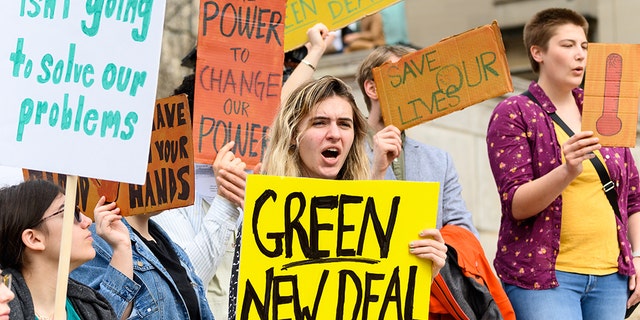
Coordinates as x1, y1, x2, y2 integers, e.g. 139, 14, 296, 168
371, 125, 402, 179
409, 228, 447, 278
562, 131, 601, 176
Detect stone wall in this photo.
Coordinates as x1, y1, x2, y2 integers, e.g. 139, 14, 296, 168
156, 0, 199, 99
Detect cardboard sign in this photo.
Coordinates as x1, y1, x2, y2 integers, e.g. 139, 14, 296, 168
24, 94, 195, 217
0, 0, 166, 184
372, 21, 513, 131
193, 0, 285, 170
284, 0, 400, 51
582, 43, 640, 147
237, 175, 439, 319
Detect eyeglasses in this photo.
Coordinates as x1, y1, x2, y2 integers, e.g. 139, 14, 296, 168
38, 206, 83, 225
1, 274, 11, 291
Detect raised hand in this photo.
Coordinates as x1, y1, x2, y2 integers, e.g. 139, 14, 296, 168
561, 131, 601, 177
93, 196, 129, 250
305, 23, 333, 54
213, 141, 248, 209
370, 125, 402, 179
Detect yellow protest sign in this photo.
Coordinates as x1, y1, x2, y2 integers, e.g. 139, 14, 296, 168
582, 43, 640, 147
24, 94, 195, 217
372, 21, 513, 131
237, 175, 439, 319
285, 0, 400, 51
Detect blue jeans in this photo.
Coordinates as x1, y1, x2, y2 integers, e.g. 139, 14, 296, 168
504, 271, 628, 320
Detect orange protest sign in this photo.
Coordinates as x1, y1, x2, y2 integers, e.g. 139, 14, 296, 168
372, 21, 513, 131
193, 1, 285, 169
24, 94, 195, 217
582, 43, 640, 147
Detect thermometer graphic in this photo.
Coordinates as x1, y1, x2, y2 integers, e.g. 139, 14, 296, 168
595, 53, 623, 136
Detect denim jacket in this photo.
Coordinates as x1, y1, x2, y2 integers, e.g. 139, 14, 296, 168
71, 219, 214, 320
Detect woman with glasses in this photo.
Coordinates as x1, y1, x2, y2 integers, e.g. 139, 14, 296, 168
0, 179, 117, 319
71, 192, 217, 319
0, 271, 14, 320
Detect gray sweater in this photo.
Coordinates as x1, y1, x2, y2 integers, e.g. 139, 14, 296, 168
6, 267, 117, 319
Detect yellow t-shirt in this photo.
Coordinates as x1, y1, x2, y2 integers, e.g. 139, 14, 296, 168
554, 123, 619, 275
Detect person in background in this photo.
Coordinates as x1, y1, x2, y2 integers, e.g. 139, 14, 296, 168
342, 13, 386, 53
154, 42, 248, 320
356, 45, 479, 236
227, 75, 448, 319
379, 1, 417, 48
151, 140, 247, 320
0, 269, 13, 320
71, 174, 231, 319
357, 45, 517, 319
486, 8, 640, 319
282, 41, 478, 237
0, 179, 117, 319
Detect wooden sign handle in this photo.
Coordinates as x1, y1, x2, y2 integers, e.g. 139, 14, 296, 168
54, 175, 77, 319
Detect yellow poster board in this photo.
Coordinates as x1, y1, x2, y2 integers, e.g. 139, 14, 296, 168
237, 175, 439, 319
372, 21, 513, 131
24, 94, 195, 217
582, 43, 640, 147
285, 0, 400, 51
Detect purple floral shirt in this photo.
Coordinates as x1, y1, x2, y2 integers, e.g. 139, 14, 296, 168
486, 81, 640, 289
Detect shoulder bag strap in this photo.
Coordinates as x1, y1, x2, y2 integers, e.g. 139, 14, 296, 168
521, 91, 622, 222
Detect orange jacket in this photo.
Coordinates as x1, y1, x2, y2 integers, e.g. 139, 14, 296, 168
429, 225, 515, 320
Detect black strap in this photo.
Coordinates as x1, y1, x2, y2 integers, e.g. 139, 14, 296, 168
521, 90, 622, 222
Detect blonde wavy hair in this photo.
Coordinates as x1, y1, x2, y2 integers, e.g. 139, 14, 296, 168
262, 75, 370, 180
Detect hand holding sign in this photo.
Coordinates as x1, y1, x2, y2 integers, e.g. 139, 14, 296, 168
409, 229, 447, 277
213, 141, 248, 209
370, 125, 402, 180
372, 21, 513, 131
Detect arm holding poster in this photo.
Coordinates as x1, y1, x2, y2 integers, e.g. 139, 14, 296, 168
369, 124, 402, 180
486, 8, 640, 319
357, 45, 479, 236
369, 115, 446, 275
213, 141, 249, 209
153, 141, 248, 284
91, 196, 135, 317
281, 23, 335, 103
